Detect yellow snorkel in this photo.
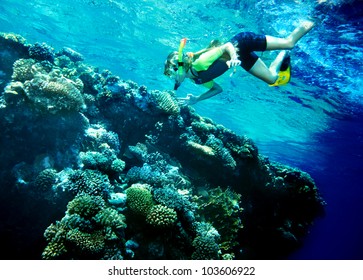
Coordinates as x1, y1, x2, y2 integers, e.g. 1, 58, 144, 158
178, 38, 187, 75
174, 38, 187, 90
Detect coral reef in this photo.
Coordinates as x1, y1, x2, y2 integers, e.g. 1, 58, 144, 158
191, 222, 221, 260
194, 187, 243, 254
0, 33, 325, 260
42, 194, 126, 259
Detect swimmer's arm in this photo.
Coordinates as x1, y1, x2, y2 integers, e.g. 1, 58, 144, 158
178, 82, 222, 106
196, 82, 223, 103
221, 42, 238, 59
221, 42, 241, 67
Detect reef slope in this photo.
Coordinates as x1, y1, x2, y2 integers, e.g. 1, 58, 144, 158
0, 33, 325, 260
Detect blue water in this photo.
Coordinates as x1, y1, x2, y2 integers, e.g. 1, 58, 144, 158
1, 0, 363, 259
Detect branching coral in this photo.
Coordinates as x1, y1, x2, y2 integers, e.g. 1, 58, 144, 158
29, 42, 55, 62
79, 151, 125, 175
66, 228, 105, 255
93, 207, 126, 229
191, 222, 221, 260
126, 164, 166, 187
67, 194, 105, 218
57, 47, 84, 63
42, 221, 68, 259
186, 140, 216, 158
80, 151, 110, 170
43, 194, 127, 259
67, 169, 113, 198
11, 58, 36, 82
83, 125, 121, 154
146, 204, 177, 228
205, 134, 237, 170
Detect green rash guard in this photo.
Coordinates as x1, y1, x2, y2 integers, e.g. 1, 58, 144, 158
190, 47, 229, 88
192, 47, 223, 71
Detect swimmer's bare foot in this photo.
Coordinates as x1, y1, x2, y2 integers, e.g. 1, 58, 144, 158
288, 20, 315, 45
301, 20, 315, 33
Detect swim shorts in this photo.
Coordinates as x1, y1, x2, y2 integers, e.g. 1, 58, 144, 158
230, 32, 267, 71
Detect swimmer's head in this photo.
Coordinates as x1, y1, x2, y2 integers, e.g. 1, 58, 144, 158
164, 51, 187, 90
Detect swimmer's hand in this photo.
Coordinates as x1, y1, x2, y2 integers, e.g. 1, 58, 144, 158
178, 94, 199, 106
226, 59, 241, 68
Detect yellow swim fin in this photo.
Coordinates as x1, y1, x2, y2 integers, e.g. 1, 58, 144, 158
269, 55, 291, 87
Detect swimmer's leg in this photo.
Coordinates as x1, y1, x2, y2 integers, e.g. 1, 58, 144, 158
269, 50, 289, 77
265, 20, 314, 50
248, 51, 290, 84
248, 58, 278, 84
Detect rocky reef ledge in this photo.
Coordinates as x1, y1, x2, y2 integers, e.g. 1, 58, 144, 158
0, 33, 325, 260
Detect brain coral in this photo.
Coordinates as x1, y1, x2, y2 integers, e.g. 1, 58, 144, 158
11, 59, 36, 82
146, 204, 177, 228
34, 168, 57, 192
150, 90, 180, 115
125, 183, 154, 216
24, 74, 85, 114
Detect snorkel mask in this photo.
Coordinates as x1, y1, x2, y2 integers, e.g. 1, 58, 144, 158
174, 38, 187, 90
